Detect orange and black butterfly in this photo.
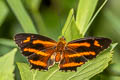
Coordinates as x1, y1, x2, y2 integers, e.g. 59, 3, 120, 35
14, 33, 111, 71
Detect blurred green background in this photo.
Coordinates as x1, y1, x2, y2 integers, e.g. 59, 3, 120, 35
0, 0, 120, 80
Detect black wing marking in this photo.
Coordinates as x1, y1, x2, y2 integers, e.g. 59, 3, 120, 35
67, 37, 112, 59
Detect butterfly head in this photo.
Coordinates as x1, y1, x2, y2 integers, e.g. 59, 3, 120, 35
56, 36, 66, 51
58, 36, 66, 45
59, 36, 66, 41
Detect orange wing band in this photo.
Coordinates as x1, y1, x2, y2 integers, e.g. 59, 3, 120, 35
94, 40, 102, 47
29, 60, 47, 67
61, 62, 84, 67
23, 37, 31, 43
33, 40, 56, 45
67, 51, 96, 58
24, 48, 49, 56
68, 42, 90, 47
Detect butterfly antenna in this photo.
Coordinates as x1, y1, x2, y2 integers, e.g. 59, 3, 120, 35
63, 13, 74, 36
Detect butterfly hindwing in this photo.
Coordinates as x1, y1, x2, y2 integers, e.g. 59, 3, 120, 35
28, 48, 55, 70
67, 37, 112, 59
14, 33, 57, 70
59, 48, 87, 71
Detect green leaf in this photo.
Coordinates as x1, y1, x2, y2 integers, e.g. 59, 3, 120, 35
62, 0, 108, 39
61, 9, 81, 42
17, 43, 116, 80
0, 48, 17, 80
0, 0, 9, 26
7, 0, 37, 33
70, 18, 82, 40
83, 0, 108, 36
61, 9, 74, 41
110, 43, 118, 51
76, 0, 98, 36
17, 63, 58, 80
0, 38, 16, 47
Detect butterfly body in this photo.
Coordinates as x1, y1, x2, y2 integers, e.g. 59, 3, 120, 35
14, 33, 112, 71
55, 37, 66, 62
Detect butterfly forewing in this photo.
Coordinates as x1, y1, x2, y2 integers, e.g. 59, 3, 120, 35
14, 33, 57, 70
67, 37, 112, 59
14, 33, 57, 56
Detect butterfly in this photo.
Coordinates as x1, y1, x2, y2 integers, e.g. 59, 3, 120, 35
14, 33, 112, 71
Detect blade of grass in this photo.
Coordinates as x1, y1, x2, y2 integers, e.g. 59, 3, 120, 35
25, 0, 47, 35
76, 0, 98, 36
0, 0, 9, 26
25, 0, 41, 11
83, 0, 108, 36
7, 0, 37, 33
31, 10, 48, 35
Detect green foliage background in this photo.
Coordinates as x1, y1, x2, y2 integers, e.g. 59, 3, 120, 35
0, 0, 120, 80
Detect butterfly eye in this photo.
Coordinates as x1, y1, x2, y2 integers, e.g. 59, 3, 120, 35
61, 36, 66, 41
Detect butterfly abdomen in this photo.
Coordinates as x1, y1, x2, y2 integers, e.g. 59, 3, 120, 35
55, 52, 61, 62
